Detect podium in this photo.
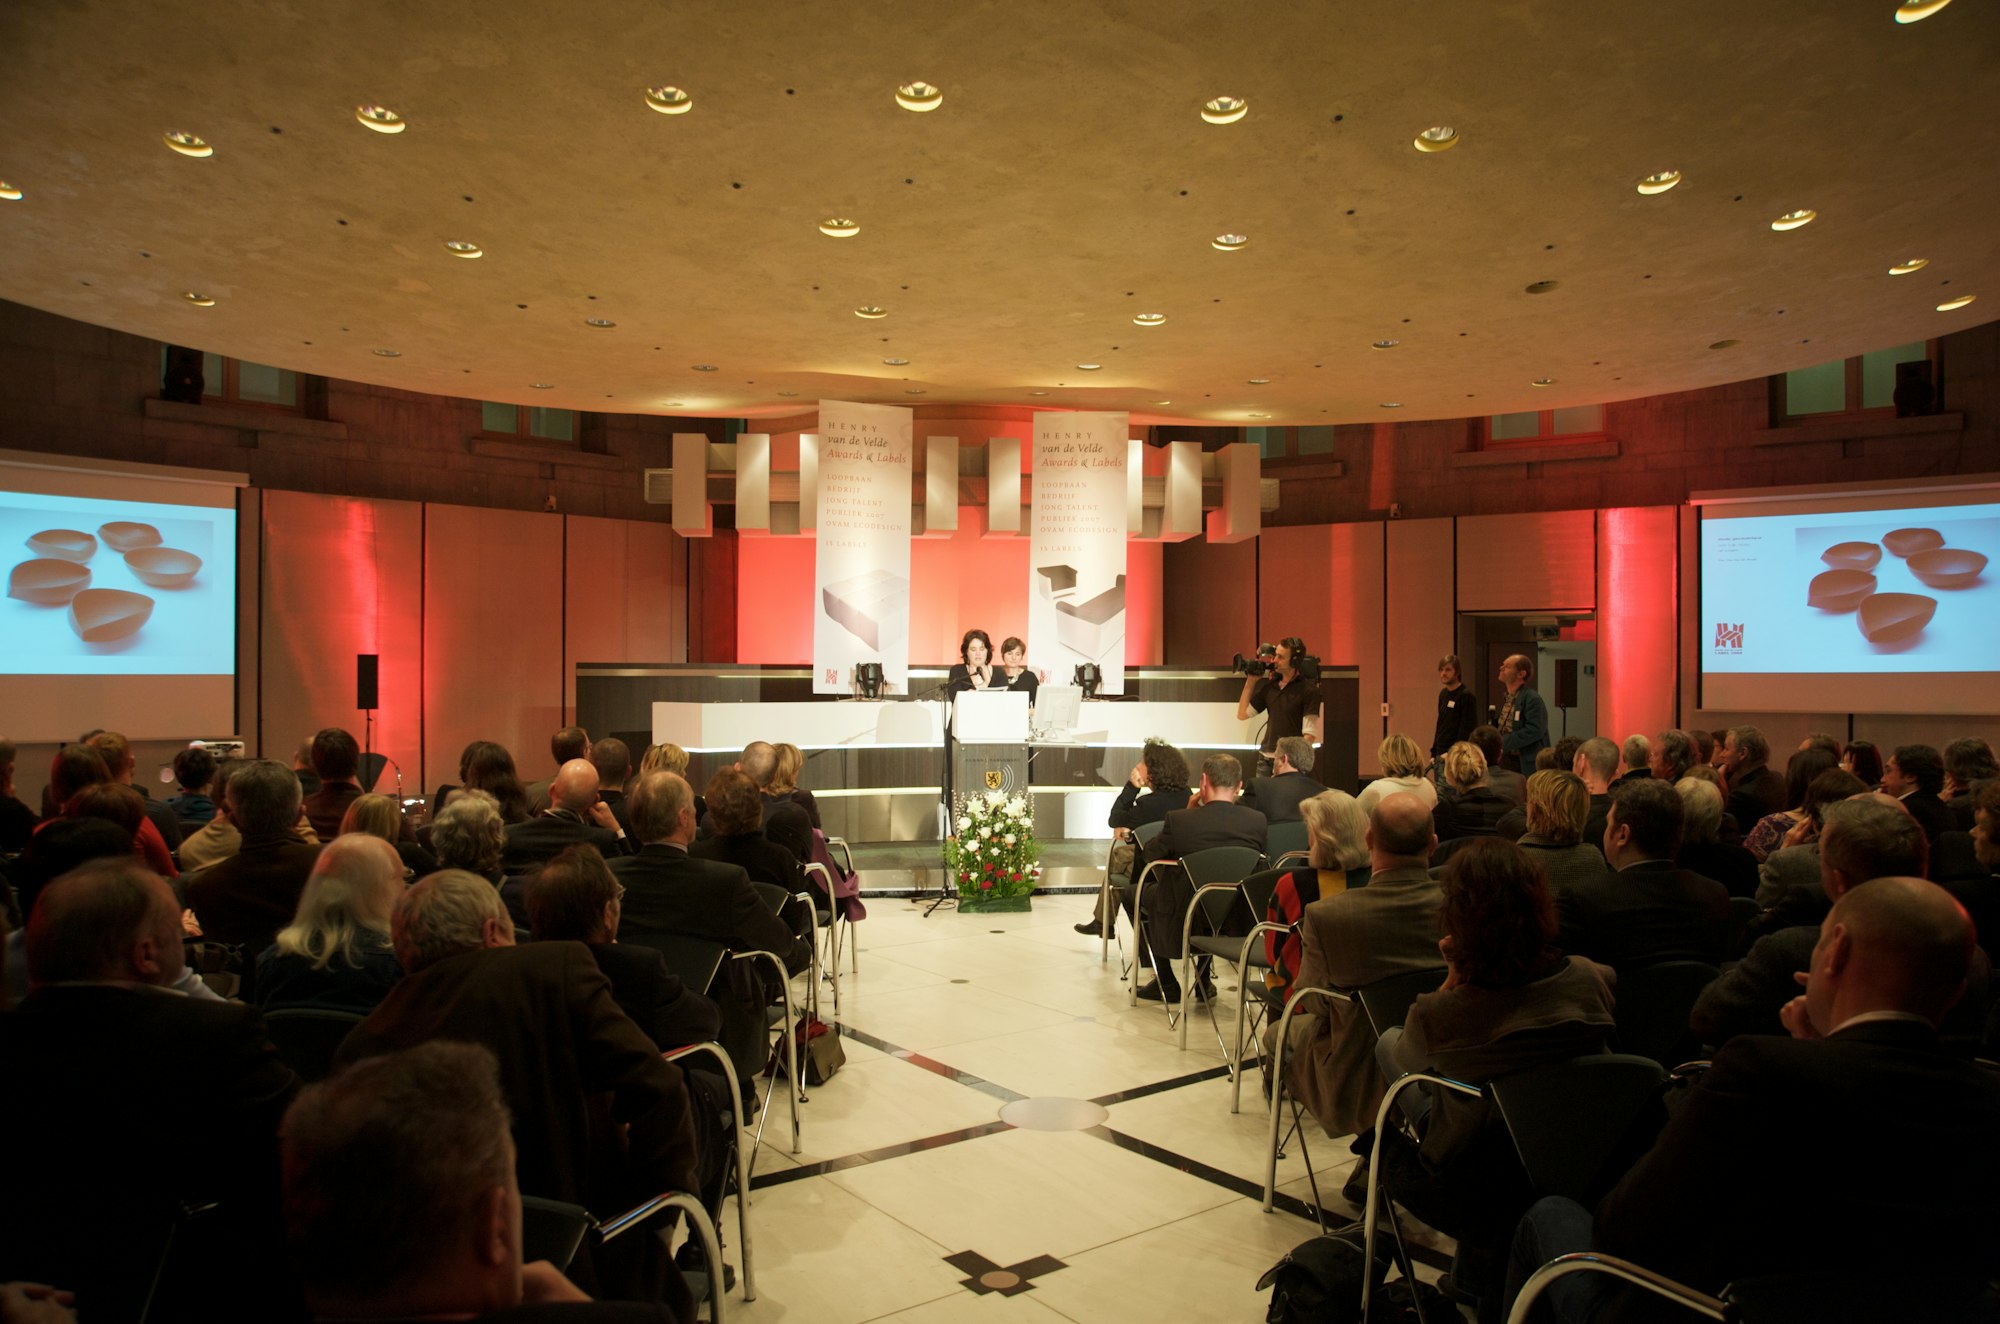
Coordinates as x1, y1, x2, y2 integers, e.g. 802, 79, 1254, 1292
951, 691, 1030, 816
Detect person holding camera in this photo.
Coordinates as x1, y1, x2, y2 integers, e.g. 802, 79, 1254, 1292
1236, 637, 1323, 778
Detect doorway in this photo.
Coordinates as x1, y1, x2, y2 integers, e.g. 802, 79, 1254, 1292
1456, 613, 1597, 751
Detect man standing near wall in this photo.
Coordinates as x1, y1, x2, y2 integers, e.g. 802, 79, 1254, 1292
1495, 654, 1548, 774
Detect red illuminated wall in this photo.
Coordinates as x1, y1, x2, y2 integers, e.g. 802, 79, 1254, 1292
1597, 506, 1679, 745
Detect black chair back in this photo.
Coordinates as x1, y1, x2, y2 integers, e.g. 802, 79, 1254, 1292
1723, 894, 1760, 956
1614, 960, 1720, 1065
625, 931, 728, 996
1356, 967, 1449, 1037
1489, 1052, 1666, 1202
262, 1008, 366, 1083
1265, 819, 1310, 862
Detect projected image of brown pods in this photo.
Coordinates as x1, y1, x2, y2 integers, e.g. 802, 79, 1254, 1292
1820, 541, 1881, 570
1856, 592, 1936, 645
1807, 569, 1875, 611
97, 521, 163, 553
25, 529, 96, 562
124, 546, 202, 588
1882, 528, 1944, 558
1906, 548, 1988, 589
7, 558, 91, 604
68, 588, 154, 642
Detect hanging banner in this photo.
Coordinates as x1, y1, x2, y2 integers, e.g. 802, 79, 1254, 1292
1030, 411, 1130, 696
813, 399, 914, 695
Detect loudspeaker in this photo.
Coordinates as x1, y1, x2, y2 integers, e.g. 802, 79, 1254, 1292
1554, 658, 1579, 709
356, 653, 379, 710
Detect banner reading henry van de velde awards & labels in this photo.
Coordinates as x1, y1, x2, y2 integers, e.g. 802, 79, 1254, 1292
1030, 411, 1130, 695
812, 399, 914, 696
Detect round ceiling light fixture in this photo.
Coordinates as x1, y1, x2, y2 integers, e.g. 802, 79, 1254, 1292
1413, 126, 1459, 153
895, 81, 944, 112
818, 217, 860, 237
1937, 294, 1977, 311
777, 390, 800, 397
1889, 258, 1929, 275
905, 388, 927, 395
182, 291, 215, 307
691, 364, 719, 372
1894, 0, 1954, 22
1636, 170, 1682, 195
444, 240, 483, 258
1380, 402, 1404, 408
1211, 233, 1248, 252
1247, 412, 1270, 419
355, 105, 406, 134
854, 305, 887, 319
1028, 390, 1050, 396
1372, 339, 1399, 350
1247, 377, 1271, 385
163, 131, 212, 158
1201, 96, 1247, 125
883, 357, 909, 365
1153, 400, 1172, 406
1709, 339, 1740, 350
644, 86, 693, 115
1132, 313, 1167, 327
373, 348, 402, 357
0, 181, 21, 201
531, 383, 555, 390
1770, 209, 1817, 231
1531, 377, 1555, 386
584, 317, 616, 328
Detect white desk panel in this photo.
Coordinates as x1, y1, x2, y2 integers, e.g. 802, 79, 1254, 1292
653, 699, 947, 752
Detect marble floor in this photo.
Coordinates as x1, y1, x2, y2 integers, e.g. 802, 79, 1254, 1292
711, 886, 1455, 1324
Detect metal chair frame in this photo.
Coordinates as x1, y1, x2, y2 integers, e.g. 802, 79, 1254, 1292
801, 862, 849, 1015
1157, 845, 1263, 1035
1505, 1253, 1725, 1324
523, 1191, 729, 1323
1261, 981, 1355, 1232
1230, 918, 1295, 1114
1173, 850, 1270, 1050
663, 1041, 756, 1303
1100, 819, 1167, 965
1121, 857, 1180, 1000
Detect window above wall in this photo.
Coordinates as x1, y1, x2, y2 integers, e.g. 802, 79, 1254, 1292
1481, 403, 1605, 448
481, 401, 576, 441
1774, 341, 1936, 422
160, 347, 301, 411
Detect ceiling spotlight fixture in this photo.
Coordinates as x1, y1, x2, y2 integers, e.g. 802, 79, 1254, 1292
894, 81, 944, 112
1247, 377, 1271, 385
1132, 313, 1167, 327
443, 240, 483, 258
1201, 96, 1247, 125
584, 317, 616, 328
692, 364, 718, 372
1212, 233, 1248, 252
854, 305, 887, 319
355, 105, 406, 134
1380, 402, 1404, 408
1894, 0, 1954, 22
1709, 339, 1740, 350
777, 390, 799, 397
1770, 209, 1817, 231
905, 388, 927, 395
1076, 363, 1102, 371
0, 181, 21, 201
818, 217, 860, 237
1525, 280, 1560, 295
1888, 258, 1930, 275
883, 357, 909, 365
531, 382, 555, 390
1153, 400, 1172, 406
182, 292, 215, 307
644, 86, 693, 115
1372, 339, 1399, 350
1937, 294, 1977, 312
1636, 170, 1682, 195
663, 400, 685, 406
1028, 390, 1050, 396
1413, 125, 1459, 153
163, 131, 213, 158
1531, 377, 1555, 386
373, 348, 402, 357
1247, 412, 1270, 419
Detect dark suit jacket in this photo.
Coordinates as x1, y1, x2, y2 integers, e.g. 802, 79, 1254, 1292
1242, 771, 1320, 824
584, 940, 723, 1051
1143, 799, 1269, 865
503, 808, 626, 873
1436, 785, 1516, 841
183, 833, 325, 953
1676, 840, 1759, 898
1724, 762, 1785, 834
1596, 1021, 2000, 1308
301, 781, 363, 842
1107, 782, 1191, 831
1582, 792, 1613, 855
136, 789, 184, 852
690, 831, 813, 938
1902, 789, 1955, 852
1555, 859, 1730, 969
1485, 767, 1528, 807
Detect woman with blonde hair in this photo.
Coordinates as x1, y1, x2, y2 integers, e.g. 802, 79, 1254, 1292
1264, 790, 1372, 1000
640, 742, 707, 824
1434, 741, 1513, 842
1515, 769, 1606, 898
254, 834, 405, 1012
339, 792, 437, 878
768, 741, 822, 828
1357, 733, 1438, 816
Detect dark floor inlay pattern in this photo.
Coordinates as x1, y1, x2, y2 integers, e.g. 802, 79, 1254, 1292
944, 1250, 1067, 1296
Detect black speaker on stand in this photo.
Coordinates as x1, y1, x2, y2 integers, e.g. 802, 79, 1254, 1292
357, 653, 380, 784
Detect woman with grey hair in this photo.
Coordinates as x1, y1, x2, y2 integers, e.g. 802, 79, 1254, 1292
255, 835, 405, 1012
1516, 770, 1607, 900
1263, 790, 1372, 1001
428, 789, 505, 885
1673, 775, 1758, 898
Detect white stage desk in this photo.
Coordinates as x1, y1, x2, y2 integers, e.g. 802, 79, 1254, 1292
653, 699, 945, 752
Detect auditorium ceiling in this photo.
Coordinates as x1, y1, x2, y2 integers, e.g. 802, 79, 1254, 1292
1, 0, 1995, 426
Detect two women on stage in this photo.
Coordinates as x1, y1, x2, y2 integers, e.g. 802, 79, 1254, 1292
947, 629, 1039, 702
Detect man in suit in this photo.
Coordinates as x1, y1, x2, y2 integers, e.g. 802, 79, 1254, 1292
336, 869, 701, 1305
1613, 734, 1652, 787
527, 724, 591, 816
1557, 777, 1729, 969
1721, 724, 1785, 831
503, 758, 629, 873
613, 770, 809, 1083
1883, 742, 1954, 853
1, 857, 301, 1318
1495, 654, 1548, 775
1646, 728, 1697, 784
1133, 753, 1267, 1003
1241, 736, 1320, 825
1572, 736, 1618, 850
184, 758, 325, 956
1511, 876, 2000, 1322
1471, 725, 1528, 807
590, 737, 636, 835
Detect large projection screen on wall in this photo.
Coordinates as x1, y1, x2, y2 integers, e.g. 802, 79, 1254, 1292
0, 449, 244, 741
1697, 477, 2000, 715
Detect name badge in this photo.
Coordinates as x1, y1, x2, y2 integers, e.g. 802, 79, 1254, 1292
1447, 699, 1456, 708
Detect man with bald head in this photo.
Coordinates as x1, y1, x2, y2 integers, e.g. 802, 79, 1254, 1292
501, 756, 628, 873
701, 739, 814, 862
1514, 877, 2000, 1320
0, 858, 300, 1316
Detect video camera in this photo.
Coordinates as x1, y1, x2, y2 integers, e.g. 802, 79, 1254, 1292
1231, 639, 1322, 681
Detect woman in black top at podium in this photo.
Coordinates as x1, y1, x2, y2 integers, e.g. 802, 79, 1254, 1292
998, 636, 1040, 704
948, 629, 996, 695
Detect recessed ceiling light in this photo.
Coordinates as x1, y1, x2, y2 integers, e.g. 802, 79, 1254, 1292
182, 292, 215, 307
531, 382, 555, 390
163, 131, 212, 158
883, 357, 909, 366
1372, 339, 1399, 350
1132, 313, 1167, 327
443, 240, 483, 258
905, 388, 927, 395
854, 306, 887, 319
1531, 377, 1555, 386
1636, 170, 1682, 195
1895, 0, 1953, 22
777, 391, 799, 397
1153, 400, 1172, 405
1889, 258, 1930, 275
818, 217, 860, 238
373, 348, 401, 357
1380, 402, 1403, 408
1201, 96, 1247, 125
1771, 209, 1817, 231
1413, 126, 1459, 153
692, 364, 718, 372
1709, 339, 1740, 350
1247, 412, 1270, 419
1212, 233, 1248, 252
584, 317, 616, 328
0, 181, 21, 201
1029, 390, 1050, 396
644, 86, 693, 115
663, 400, 684, 406
1077, 364, 1102, 371
355, 105, 406, 134
1937, 295, 1977, 311
1525, 280, 1561, 295
1247, 377, 1271, 385
895, 81, 944, 112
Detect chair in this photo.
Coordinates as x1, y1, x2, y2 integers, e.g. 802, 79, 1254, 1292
1195, 866, 1286, 1099
801, 861, 849, 1015
665, 1041, 757, 1302
1612, 961, 1719, 1066
1260, 981, 1355, 1233
263, 1008, 366, 1083
1141, 844, 1259, 1028
522, 1191, 728, 1322
1099, 819, 1166, 965
1266, 819, 1310, 869
1723, 894, 1760, 956
1356, 968, 1449, 1039
1506, 1253, 1724, 1324
1175, 849, 1273, 1049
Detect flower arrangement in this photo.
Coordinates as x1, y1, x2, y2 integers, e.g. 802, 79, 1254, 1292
944, 789, 1041, 910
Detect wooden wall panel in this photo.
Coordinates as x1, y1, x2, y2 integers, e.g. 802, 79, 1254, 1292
1325, 524, 1386, 774
1456, 509, 1597, 612
1384, 518, 1455, 769
1163, 538, 1257, 665
564, 514, 687, 717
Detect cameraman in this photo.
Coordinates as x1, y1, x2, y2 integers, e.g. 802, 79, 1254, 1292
1236, 637, 1322, 778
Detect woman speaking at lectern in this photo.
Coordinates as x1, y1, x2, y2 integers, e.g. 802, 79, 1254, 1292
948, 629, 995, 695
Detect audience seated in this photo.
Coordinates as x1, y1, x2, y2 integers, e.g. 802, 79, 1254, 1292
704, 740, 815, 863
1960, 782, 2000, 964
299, 726, 365, 841
503, 758, 629, 873
1556, 778, 1729, 970
1079, 740, 1193, 939
1748, 767, 1867, 910
1134, 753, 1267, 1003
1743, 789, 1926, 944
1570, 737, 1618, 850
1883, 742, 1954, 853
1243, 735, 1325, 823
591, 737, 636, 835
640, 741, 707, 826
436, 740, 533, 825
769, 741, 821, 828
1514, 770, 1609, 899
1434, 741, 1514, 843
1841, 737, 1884, 789
1265, 789, 1371, 1003
282, 1040, 685, 1321
86, 730, 183, 857
254, 834, 405, 1013
1645, 729, 1696, 784
335, 870, 701, 1304
1612, 734, 1651, 788
1740, 746, 1839, 862
1355, 734, 1435, 818
341, 790, 437, 877
1670, 777, 1757, 898
1943, 737, 1997, 832
46, 743, 176, 877
432, 788, 507, 884
527, 724, 591, 816
165, 743, 218, 829
1510, 877, 2000, 1322
690, 768, 813, 940
0, 858, 300, 1318
1720, 725, 1787, 834
0, 737, 34, 854
185, 759, 325, 959
1471, 725, 1528, 807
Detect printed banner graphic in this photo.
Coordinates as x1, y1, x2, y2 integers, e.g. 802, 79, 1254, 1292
813, 400, 914, 694
1030, 411, 1130, 695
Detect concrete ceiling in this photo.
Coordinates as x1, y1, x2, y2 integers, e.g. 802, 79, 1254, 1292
2, 0, 1996, 427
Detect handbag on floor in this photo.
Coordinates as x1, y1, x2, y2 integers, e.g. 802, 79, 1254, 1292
770, 1013, 846, 1085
